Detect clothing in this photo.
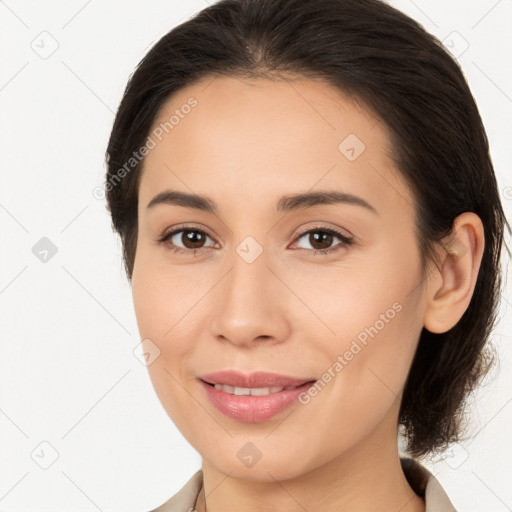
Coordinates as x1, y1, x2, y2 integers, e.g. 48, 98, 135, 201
150, 457, 456, 511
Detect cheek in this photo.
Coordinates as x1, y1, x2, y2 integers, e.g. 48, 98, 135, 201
131, 249, 206, 406
282, 246, 423, 410
290, 298, 422, 472
131, 247, 205, 346
324, 306, 420, 452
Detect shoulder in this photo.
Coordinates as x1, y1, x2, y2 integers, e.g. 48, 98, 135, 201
149, 469, 203, 512
400, 457, 457, 511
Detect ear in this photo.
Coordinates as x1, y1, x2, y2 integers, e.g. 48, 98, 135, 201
423, 212, 485, 334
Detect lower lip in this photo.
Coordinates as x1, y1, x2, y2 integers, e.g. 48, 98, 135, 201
199, 380, 316, 422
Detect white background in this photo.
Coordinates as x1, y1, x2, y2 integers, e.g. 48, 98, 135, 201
0, 0, 511, 510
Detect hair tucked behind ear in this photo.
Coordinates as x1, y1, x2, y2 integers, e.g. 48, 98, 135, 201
105, 0, 509, 457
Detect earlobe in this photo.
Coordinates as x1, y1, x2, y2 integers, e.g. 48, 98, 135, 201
423, 212, 485, 334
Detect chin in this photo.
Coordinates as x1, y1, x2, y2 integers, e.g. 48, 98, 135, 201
197, 435, 322, 483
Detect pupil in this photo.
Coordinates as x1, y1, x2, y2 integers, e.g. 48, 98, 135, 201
184, 230, 204, 249
311, 232, 332, 250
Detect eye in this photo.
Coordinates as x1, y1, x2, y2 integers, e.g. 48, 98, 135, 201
291, 226, 353, 256
158, 225, 217, 255
157, 224, 354, 257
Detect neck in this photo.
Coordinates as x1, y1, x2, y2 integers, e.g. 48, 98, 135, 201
197, 411, 425, 512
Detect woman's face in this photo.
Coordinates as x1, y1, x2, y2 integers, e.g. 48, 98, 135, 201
131, 75, 428, 480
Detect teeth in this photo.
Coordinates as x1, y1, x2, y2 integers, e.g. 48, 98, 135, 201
213, 384, 296, 395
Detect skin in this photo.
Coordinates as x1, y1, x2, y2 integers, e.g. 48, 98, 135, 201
131, 75, 485, 512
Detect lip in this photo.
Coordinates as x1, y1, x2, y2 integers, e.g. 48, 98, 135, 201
198, 371, 317, 422
199, 370, 315, 388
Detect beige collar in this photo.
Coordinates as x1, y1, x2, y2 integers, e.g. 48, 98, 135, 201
151, 457, 457, 511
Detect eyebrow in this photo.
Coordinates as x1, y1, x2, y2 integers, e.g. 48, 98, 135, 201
146, 189, 378, 215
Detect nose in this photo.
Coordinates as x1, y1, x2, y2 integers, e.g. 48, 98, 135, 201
209, 246, 291, 348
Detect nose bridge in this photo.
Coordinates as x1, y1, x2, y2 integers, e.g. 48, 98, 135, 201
209, 235, 289, 346
229, 239, 268, 303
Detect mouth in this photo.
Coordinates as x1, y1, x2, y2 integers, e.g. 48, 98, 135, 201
200, 380, 314, 396
198, 370, 317, 422
199, 370, 316, 390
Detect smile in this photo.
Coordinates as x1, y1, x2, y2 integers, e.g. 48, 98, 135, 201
212, 384, 299, 395
198, 371, 317, 422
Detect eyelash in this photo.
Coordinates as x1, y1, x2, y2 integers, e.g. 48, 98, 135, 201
157, 224, 354, 257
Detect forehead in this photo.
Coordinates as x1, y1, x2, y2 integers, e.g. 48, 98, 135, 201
138, 74, 412, 218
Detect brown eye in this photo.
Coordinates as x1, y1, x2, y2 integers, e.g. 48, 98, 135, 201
292, 227, 353, 255
307, 231, 335, 250
178, 230, 208, 249
159, 227, 217, 253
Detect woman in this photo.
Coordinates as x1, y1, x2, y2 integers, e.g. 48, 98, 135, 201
104, 0, 508, 510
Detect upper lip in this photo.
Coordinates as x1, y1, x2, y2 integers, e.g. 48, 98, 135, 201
199, 370, 316, 388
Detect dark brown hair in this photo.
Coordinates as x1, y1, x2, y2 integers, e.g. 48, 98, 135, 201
105, 0, 509, 457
